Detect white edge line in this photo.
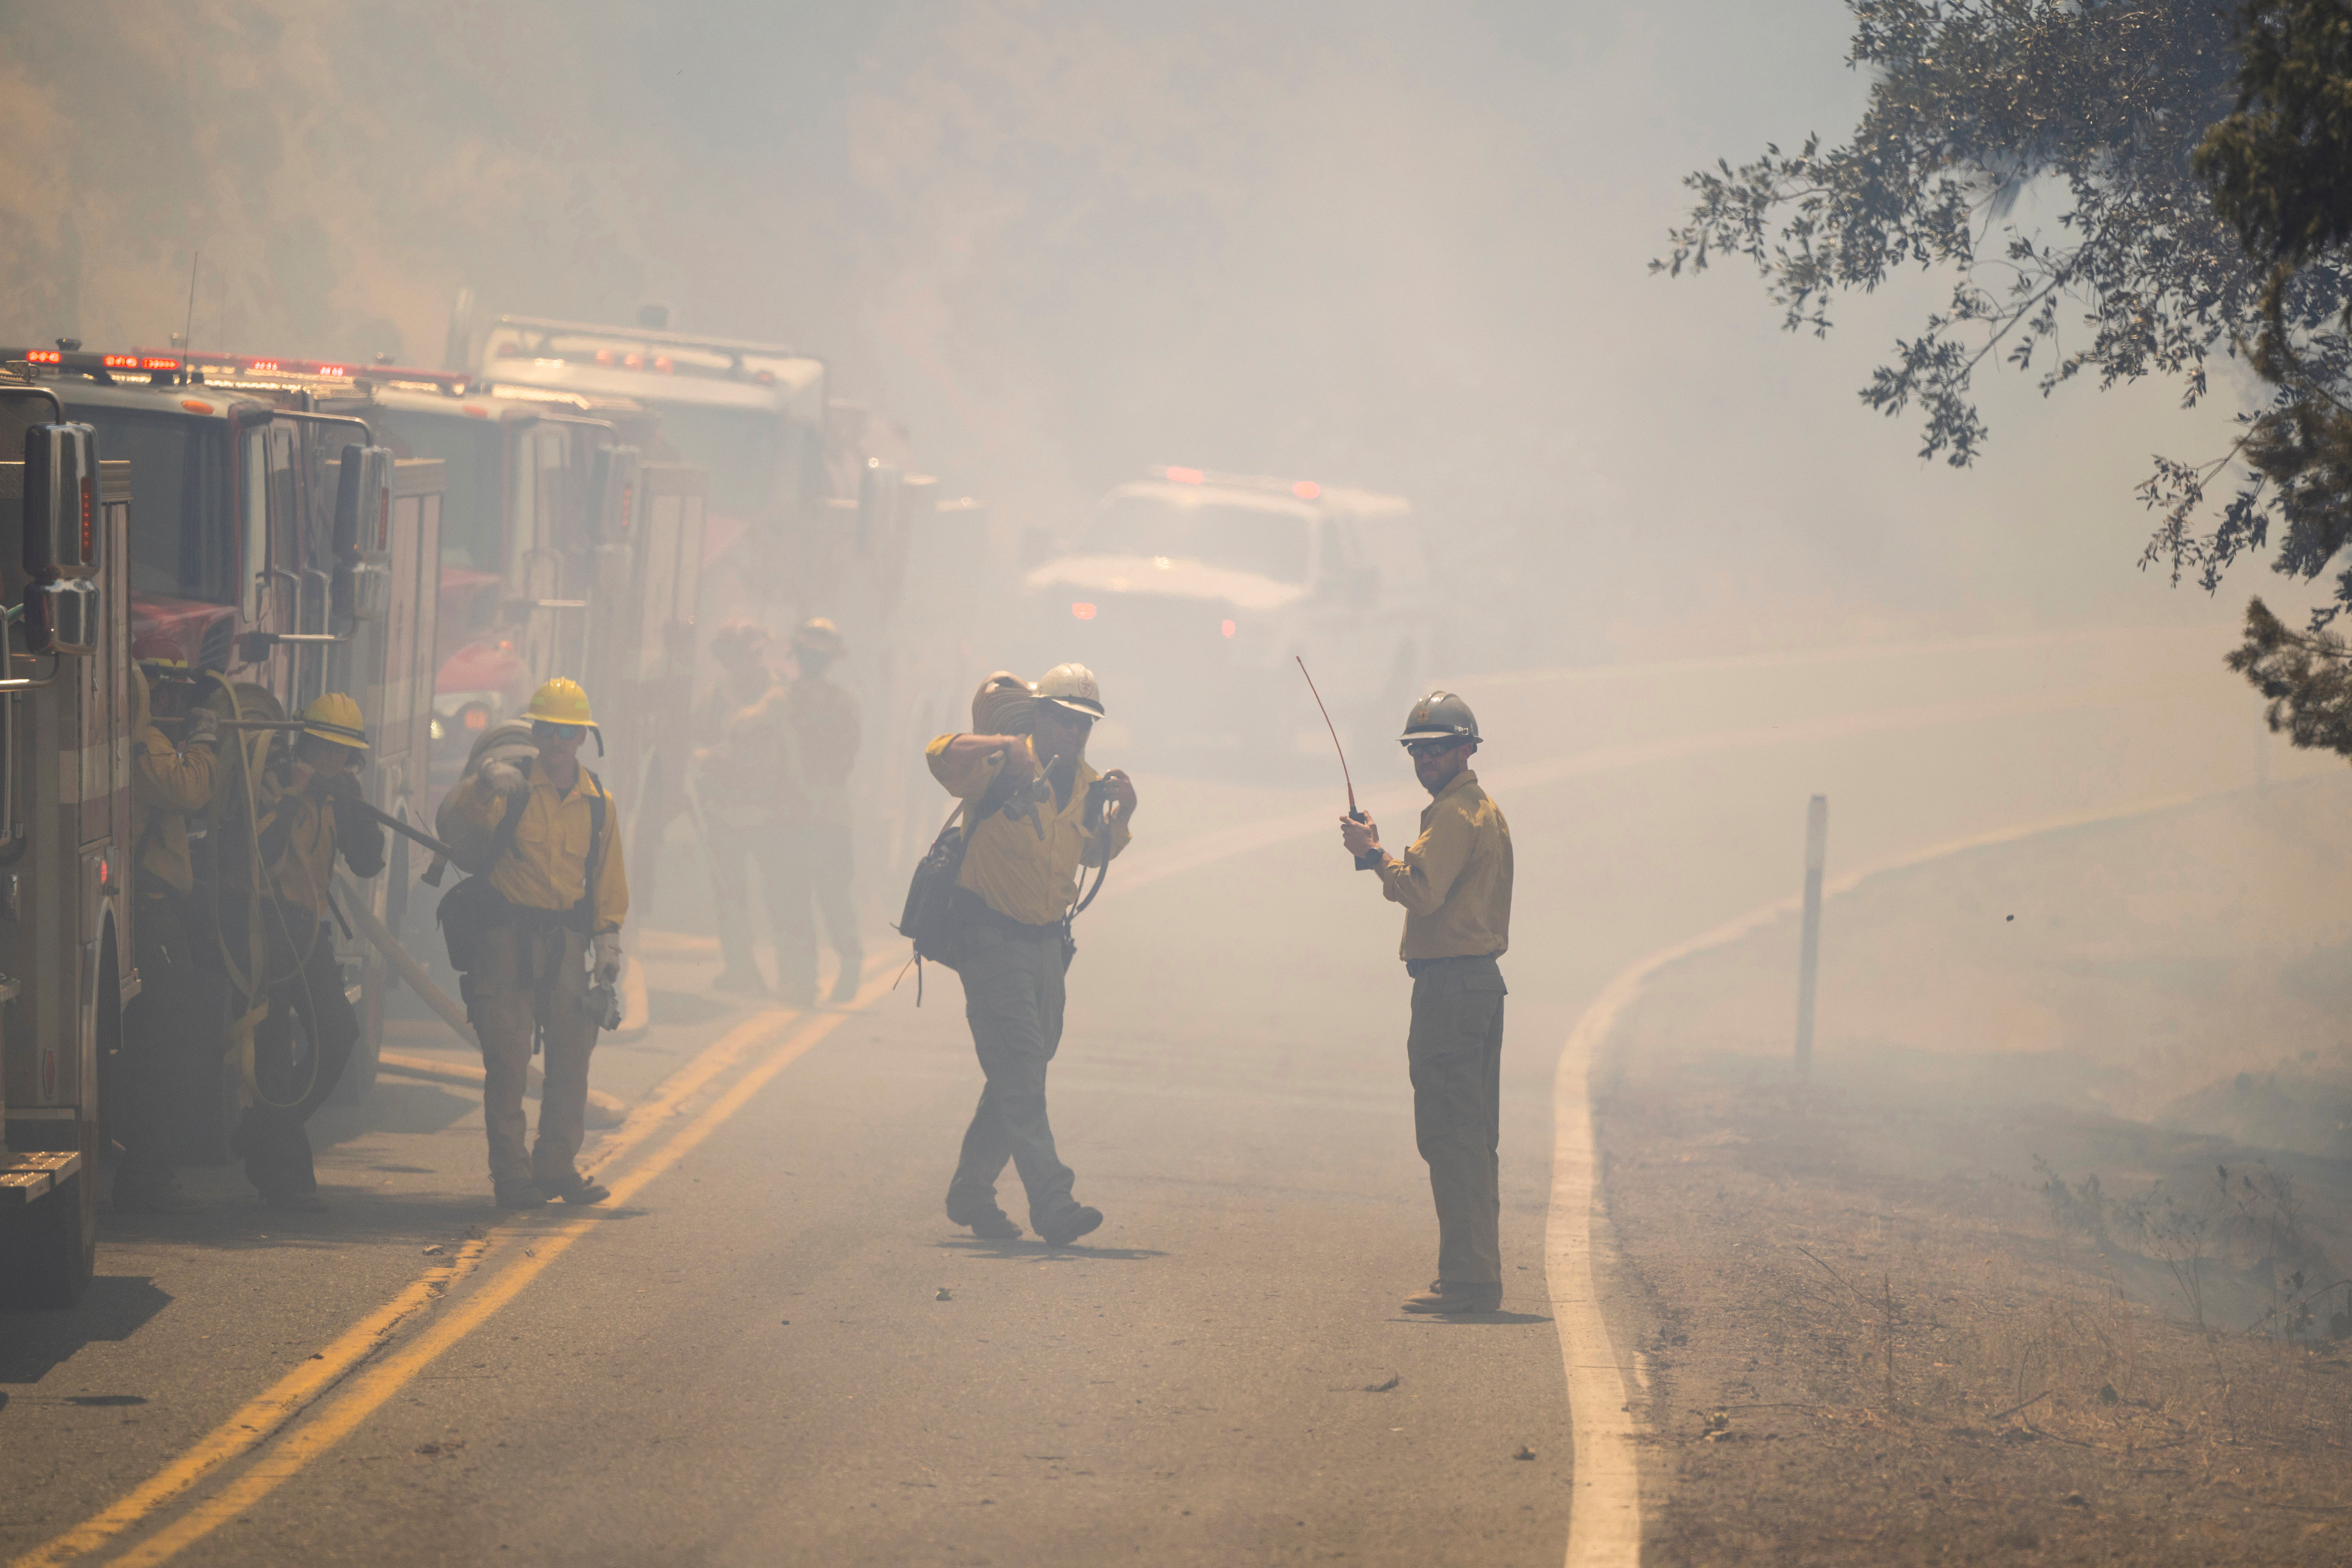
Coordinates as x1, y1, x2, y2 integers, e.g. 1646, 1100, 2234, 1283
1547, 785, 2227, 1568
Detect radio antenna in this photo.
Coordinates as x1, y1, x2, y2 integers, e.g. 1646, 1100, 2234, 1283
181, 249, 200, 353
1295, 656, 1356, 813
1298, 656, 1379, 870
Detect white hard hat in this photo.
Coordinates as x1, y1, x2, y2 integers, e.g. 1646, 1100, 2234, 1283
1035, 662, 1106, 719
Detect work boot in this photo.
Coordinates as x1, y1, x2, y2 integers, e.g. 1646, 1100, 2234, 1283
494, 1180, 548, 1209
542, 1172, 611, 1205
1037, 1206, 1103, 1247
826, 967, 862, 1006
712, 966, 767, 997
113, 1171, 202, 1215
1401, 1280, 1501, 1315
946, 1199, 1021, 1240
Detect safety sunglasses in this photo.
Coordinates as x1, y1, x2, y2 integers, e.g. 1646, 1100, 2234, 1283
1404, 737, 1466, 759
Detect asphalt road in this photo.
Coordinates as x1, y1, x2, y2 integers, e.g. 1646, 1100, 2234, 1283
1, 622, 2315, 1567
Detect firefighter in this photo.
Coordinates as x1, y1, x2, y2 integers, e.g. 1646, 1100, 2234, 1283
768, 617, 862, 1007
238, 693, 386, 1210
1338, 691, 1515, 1315
437, 678, 627, 1209
694, 620, 778, 994
928, 662, 1136, 1245
113, 651, 221, 1212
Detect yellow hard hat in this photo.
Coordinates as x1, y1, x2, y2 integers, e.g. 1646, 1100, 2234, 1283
300, 692, 371, 750
792, 617, 847, 659
524, 677, 597, 727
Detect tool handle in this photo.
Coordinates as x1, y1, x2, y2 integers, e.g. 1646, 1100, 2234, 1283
1349, 809, 1380, 872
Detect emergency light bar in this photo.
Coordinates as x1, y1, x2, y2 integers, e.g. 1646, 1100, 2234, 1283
152, 349, 472, 392
1148, 465, 1326, 502
4, 346, 181, 375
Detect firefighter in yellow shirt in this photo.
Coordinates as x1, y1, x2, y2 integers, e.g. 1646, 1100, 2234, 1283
926, 664, 1135, 1246
239, 693, 385, 1209
114, 652, 221, 1212
437, 678, 628, 1209
1339, 692, 1515, 1315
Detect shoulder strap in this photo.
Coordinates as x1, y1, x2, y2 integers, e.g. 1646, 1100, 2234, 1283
577, 769, 608, 926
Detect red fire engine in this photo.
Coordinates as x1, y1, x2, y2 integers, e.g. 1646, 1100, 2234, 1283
0, 383, 134, 1306
2, 344, 444, 1117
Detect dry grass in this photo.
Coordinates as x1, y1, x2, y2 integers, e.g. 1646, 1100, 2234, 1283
1594, 781, 2352, 1564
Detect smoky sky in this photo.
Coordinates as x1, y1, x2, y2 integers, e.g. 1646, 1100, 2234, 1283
0, 0, 2300, 671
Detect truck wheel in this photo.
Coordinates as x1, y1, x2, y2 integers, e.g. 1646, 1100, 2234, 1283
0, 1168, 97, 1309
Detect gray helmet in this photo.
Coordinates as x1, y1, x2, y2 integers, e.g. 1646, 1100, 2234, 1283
1397, 690, 1480, 746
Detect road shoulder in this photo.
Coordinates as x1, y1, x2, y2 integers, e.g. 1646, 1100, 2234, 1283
1594, 779, 2352, 1564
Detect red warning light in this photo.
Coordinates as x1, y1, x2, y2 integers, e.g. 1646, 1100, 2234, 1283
102, 354, 138, 369
139, 355, 181, 371
1220, 619, 1236, 638
1292, 480, 1321, 501
1072, 602, 1097, 620
1166, 467, 1203, 485
26, 349, 61, 365
249, 359, 281, 373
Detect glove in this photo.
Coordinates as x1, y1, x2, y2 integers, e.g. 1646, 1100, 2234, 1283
184, 707, 220, 749
592, 932, 623, 984
480, 759, 529, 799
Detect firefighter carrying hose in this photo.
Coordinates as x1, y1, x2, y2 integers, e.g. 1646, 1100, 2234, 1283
437, 678, 627, 1210
928, 663, 1135, 1246
1338, 691, 1515, 1315
113, 646, 222, 1213
238, 693, 386, 1210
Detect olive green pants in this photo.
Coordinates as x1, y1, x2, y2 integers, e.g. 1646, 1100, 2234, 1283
471, 924, 598, 1189
1406, 956, 1507, 1287
946, 923, 1082, 1232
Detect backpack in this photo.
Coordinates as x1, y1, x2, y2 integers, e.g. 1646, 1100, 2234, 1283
894, 801, 972, 976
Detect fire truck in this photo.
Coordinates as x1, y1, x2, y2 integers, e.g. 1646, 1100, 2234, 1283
1, 344, 445, 1119
171, 353, 708, 864
471, 316, 960, 917
0, 385, 133, 1307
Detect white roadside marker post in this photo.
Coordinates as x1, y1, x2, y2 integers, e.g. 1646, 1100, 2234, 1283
1795, 794, 1828, 1084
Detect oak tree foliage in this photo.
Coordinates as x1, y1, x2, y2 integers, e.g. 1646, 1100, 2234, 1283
1658, 0, 2352, 753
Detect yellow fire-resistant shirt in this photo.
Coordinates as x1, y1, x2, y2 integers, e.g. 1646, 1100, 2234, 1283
256, 767, 386, 920
130, 726, 215, 896
1379, 768, 1513, 961
437, 758, 628, 933
782, 676, 861, 829
926, 734, 1131, 927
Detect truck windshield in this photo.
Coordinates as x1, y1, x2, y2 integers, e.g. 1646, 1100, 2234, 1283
1082, 495, 1311, 584
372, 411, 503, 572
83, 411, 235, 604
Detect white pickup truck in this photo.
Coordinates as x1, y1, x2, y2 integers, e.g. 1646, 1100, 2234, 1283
1020, 467, 1432, 766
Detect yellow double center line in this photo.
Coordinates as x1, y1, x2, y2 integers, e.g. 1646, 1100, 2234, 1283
14, 966, 895, 1568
